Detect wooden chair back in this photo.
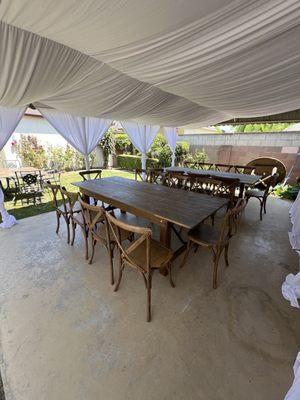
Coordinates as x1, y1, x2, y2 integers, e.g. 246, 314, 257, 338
43, 181, 61, 209
166, 171, 188, 189
135, 168, 150, 182
79, 169, 102, 181
60, 187, 79, 217
105, 211, 152, 273
218, 198, 246, 244
149, 168, 165, 184
232, 165, 255, 174
79, 199, 106, 238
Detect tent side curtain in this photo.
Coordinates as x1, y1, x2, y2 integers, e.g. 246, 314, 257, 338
0, 105, 25, 229
120, 121, 160, 170
163, 127, 177, 167
38, 108, 112, 169
0, 105, 26, 150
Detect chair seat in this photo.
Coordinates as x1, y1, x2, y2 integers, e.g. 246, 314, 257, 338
245, 188, 265, 198
127, 239, 173, 270
58, 201, 81, 214
188, 223, 222, 247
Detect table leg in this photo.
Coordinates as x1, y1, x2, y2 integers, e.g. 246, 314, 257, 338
239, 183, 245, 198
159, 221, 172, 275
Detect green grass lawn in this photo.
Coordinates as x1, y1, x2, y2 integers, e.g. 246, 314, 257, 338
2, 169, 135, 221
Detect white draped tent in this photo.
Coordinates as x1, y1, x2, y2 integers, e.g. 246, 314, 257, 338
0, 0, 299, 126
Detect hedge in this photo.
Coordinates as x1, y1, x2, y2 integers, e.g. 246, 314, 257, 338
117, 154, 159, 170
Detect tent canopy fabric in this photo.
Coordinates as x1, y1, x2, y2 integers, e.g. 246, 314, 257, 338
0, 0, 300, 127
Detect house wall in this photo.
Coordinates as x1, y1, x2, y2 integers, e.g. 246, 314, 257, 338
181, 132, 300, 183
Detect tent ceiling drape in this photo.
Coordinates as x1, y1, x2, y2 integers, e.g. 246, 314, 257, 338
0, 0, 300, 127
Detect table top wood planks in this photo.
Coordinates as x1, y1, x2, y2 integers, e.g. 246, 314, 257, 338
165, 166, 261, 186
73, 176, 229, 263
0, 167, 38, 179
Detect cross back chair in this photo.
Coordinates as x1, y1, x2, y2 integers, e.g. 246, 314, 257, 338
180, 199, 246, 289
135, 168, 151, 182
106, 211, 174, 322
60, 188, 88, 259
232, 165, 255, 174
44, 181, 75, 244
245, 173, 279, 220
166, 170, 189, 189
79, 169, 102, 181
79, 199, 133, 285
149, 168, 165, 184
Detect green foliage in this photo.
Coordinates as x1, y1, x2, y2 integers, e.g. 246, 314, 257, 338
99, 129, 116, 167
193, 149, 209, 163
233, 123, 291, 133
150, 134, 171, 167
15, 135, 47, 169
114, 133, 132, 154
273, 183, 300, 200
175, 141, 190, 165
117, 154, 159, 170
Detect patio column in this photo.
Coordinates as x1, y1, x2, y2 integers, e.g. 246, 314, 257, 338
0, 105, 26, 229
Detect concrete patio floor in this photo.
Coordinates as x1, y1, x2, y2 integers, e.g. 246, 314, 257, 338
0, 196, 299, 400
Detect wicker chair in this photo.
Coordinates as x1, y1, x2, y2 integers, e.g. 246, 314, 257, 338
106, 211, 174, 322
180, 199, 246, 289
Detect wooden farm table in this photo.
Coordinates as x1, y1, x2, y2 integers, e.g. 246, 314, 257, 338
166, 166, 262, 197
73, 176, 229, 260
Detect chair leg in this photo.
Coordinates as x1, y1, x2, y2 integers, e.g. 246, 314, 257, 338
167, 263, 175, 288
65, 219, 70, 244
89, 239, 97, 264
114, 261, 124, 292
108, 244, 115, 285
224, 244, 229, 267
259, 200, 263, 221
55, 212, 60, 234
71, 221, 76, 246
212, 249, 222, 289
263, 197, 267, 214
146, 273, 152, 322
180, 240, 192, 268
81, 228, 89, 261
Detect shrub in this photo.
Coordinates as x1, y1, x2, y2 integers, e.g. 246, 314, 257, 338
15, 135, 47, 169
99, 129, 116, 168
117, 154, 159, 170
273, 183, 300, 200
193, 149, 208, 163
114, 133, 131, 154
175, 141, 189, 165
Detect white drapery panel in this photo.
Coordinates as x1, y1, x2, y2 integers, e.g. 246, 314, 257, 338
0, 105, 25, 228
0, 105, 26, 150
120, 121, 159, 171
39, 109, 112, 169
163, 127, 177, 167
289, 190, 300, 253
0, 1, 300, 126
